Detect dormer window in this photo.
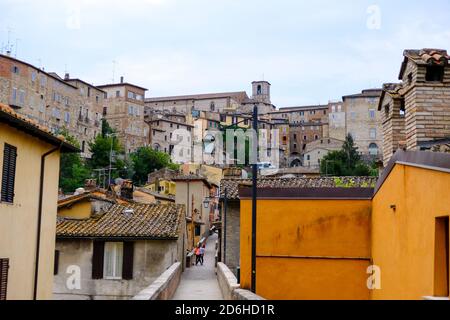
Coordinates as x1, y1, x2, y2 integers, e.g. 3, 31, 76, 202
426, 65, 444, 82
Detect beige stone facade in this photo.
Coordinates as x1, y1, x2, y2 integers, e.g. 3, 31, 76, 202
303, 138, 344, 168
145, 81, 275, 118
147, 116, 194, 161
0, 54, 104, 158
98, 81, 149, 153
343, 89, 383, 159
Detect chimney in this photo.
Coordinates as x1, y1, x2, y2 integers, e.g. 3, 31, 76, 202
64, 73, 70, 80
120, 76, 124, 84
84, 179, 97, 191
6, 50, 11, 56
121, 179, 134, 200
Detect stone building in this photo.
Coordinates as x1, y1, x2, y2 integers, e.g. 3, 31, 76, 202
303, 137, 345, 169
378, 49, 450, 165
343, 89, 383, 160
269, 104, 331, 167
288, 122, 324, 166
270, 104, 329, 125
64, 76, 107, 157
0, 54, 104, 157
327, 101, 347, 141
144, 80, 275, 117
146, 115, 194, 162
98, 78, 149, 154
54, 198, 184, 300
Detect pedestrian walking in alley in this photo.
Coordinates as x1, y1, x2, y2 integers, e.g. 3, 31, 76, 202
195, 245, 201, 266
200, 243, 206, 265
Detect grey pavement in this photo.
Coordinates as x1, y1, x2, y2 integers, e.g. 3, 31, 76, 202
172, 232, 224, 300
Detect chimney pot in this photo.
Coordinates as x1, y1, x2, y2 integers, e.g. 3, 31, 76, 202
120, 76, 124, 84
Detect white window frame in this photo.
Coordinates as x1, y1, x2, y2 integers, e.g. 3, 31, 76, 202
103, 242, 123, 280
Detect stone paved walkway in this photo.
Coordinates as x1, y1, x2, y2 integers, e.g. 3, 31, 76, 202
172, 232, 224, 300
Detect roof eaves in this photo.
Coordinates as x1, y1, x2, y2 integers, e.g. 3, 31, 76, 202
0, 106, 79, 153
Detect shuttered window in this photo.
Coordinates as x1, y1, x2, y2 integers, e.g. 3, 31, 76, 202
122, 242, 134, 280
1, 144, 17, 203
92, 241, 105, 279
92, 241, 134, 280
54, 250, 60, 276
0, 258, 9, 300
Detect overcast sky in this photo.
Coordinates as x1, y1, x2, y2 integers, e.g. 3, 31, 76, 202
1, 0, 450, 107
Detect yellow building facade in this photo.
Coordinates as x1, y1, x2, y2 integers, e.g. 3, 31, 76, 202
0, 103, 77, 300
371, 151, 450, 300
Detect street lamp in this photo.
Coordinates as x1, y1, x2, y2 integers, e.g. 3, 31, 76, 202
251, 104, 258, 293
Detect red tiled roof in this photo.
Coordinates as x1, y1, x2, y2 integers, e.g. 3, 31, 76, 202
220, 177, 378, 200
399, 48, 450, 79
56, 203, 184, 239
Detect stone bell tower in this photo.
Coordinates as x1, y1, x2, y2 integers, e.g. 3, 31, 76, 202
251, 81, 271, 104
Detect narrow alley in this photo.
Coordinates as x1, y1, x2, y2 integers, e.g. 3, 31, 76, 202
172, 232, 224, 300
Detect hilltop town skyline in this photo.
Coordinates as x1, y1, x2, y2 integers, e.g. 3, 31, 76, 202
1, 0, 450, 106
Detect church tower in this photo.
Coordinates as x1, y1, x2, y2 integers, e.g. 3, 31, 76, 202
251, 81, 271, 104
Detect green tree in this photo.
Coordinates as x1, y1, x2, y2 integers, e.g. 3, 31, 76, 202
130, 146, 179, 186
58, 128, 90, 193
88, 121, 126, 182
320, 134, 376, 177
101, 118, 114, 137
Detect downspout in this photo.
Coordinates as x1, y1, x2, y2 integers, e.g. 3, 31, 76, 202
33, 145, 61, 300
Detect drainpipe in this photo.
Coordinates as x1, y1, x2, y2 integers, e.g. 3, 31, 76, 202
223, 188, 228, 264
33, 145, 60, 300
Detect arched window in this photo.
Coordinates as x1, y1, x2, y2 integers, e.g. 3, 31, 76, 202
369, 143, 378, 156
257, 85, 262, 95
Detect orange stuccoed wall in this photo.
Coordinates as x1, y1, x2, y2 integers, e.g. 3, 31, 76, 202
240, 198, 372, 300
371, 164, 450, 300
240, 161, 450, 300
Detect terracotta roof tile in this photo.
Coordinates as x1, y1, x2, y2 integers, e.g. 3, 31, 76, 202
220, 177, 378, 200
0, 103, 78, 152
56, 203, 184, 239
